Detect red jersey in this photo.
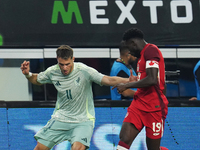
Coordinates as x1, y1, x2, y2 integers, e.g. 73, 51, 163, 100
129, 44, 168, 112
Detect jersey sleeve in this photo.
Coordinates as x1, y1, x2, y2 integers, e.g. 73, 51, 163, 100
37, 67, 52, 84
84, 65, 104, 85
144, 45, 160, 61
144, 45, 160, 69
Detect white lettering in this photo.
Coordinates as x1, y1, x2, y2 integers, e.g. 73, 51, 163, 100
116, 0, 136, 24
143, 1, 163, 24
170, 0, 193, 23
88, 0, 193, 25
89, 1, 109, 24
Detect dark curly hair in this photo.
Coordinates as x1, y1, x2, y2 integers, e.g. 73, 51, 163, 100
122, 28, 144, 41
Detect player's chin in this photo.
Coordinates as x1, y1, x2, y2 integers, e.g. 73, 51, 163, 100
62, 71, 68, 76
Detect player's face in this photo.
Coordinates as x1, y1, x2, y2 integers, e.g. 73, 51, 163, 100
57, 57, 74, 76
125, 39, 141, 58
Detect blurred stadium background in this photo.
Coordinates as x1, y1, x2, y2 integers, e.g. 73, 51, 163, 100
0, 0, 200, 149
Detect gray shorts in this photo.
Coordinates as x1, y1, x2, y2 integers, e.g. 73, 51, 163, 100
34, 118, 94, 149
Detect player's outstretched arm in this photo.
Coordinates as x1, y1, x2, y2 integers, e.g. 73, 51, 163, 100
113, 67, 158, 93
20, 60, 42, 85
101, 75, 129, 86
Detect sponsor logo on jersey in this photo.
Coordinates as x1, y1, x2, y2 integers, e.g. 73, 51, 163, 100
153, 133, 160, 136
81, 138, 87, 143
55, 81, 61, 86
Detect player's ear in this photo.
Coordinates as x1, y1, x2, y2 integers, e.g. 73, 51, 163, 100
73, 57, 75, 61
126, 51, 129, 56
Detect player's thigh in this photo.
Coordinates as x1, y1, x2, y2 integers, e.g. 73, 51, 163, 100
71, 121, 94, 149
119, 122, 140, 146
144, 111, 164, 150
35, 119, 72, 148
144, 111, 165, 139
146, 137, 161, 150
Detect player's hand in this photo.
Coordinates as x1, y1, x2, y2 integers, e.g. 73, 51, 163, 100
20, 60, 30, 75
189, 97, 197, 101
112, 83, 127, 94
129, 69, 137, 82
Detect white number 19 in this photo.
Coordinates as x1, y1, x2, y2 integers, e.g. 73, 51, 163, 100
152, 122, 162, 132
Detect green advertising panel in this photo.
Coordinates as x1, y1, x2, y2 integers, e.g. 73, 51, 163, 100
0, 35, 2, 46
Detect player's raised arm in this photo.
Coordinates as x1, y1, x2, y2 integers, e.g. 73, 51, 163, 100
20, 60, 42, 85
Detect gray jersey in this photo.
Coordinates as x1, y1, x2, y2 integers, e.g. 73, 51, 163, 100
37, 62, 104, 123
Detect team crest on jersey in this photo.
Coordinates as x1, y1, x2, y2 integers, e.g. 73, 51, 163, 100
75, 77, 80, 86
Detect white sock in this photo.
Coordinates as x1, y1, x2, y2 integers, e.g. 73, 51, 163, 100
116, 145, 129, 150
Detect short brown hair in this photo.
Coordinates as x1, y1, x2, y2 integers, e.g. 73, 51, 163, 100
56, 45, 73, 59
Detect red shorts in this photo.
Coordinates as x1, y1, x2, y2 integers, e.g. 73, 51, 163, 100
123, 107, 167, 139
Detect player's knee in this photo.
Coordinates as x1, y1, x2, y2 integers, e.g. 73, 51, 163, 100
119, 133, 132, 146
116, 141, 130, 150
34, 142, 50, 150
146, 137, 161, 150
71, 142, 86, 150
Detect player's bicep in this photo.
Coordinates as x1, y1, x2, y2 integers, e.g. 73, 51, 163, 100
146, 68, 158, 84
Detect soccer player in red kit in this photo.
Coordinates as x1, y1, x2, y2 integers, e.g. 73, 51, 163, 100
113, 28, 168, 150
